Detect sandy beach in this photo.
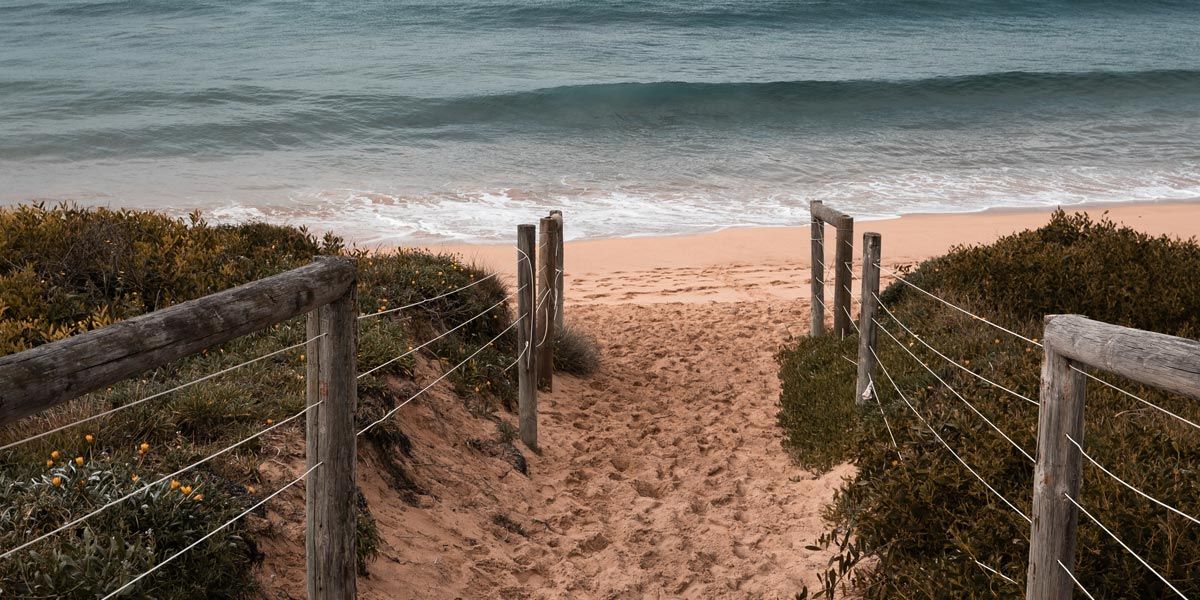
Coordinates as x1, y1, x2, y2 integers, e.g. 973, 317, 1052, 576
434, 201, 1200, 305
253, 201, 1200, 598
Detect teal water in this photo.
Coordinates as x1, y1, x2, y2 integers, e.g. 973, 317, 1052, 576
1, 0, 1199, 243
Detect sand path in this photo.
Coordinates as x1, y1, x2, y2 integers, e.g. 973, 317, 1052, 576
518, 295, 852, 598
256, 262, 852, 598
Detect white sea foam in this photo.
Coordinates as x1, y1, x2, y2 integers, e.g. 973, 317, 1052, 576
200, 165, 1200, 246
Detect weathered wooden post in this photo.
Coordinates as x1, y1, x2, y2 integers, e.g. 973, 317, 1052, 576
537, 216, 559, 391
517, 224, 538, 449
1027, 315, 1087, 600
810, 201, 826, 337
305, 256, 358, 600
550, 210, 564, 332
832, 213, 855, 338
855, 233, 881, 406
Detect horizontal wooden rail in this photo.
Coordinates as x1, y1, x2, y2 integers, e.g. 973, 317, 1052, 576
0, 257, 357, 426
1043, 314, 1200, 401
810, 202, 852, 224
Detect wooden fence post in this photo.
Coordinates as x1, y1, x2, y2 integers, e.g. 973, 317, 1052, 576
517, 225, 538, 449
550, 210, 564, 331
305, 256, 358, 600
855, 233, 881, 406
810, 201, 826, 337
832, 214, 855, 339
537, 216, 558, 391
1027, 315, 1087, 600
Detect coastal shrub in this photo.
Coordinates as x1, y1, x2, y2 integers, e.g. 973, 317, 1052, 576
0, 204, 517, 595
775, 335, 860, 473
0, 456, 256, 598
552, 323, 602, 377
780, 210, 1200, 598
0, 203, 334, 355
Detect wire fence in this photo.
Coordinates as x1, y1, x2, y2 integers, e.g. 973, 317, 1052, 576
0, 242, 543, 597
813, 222, 1200, 599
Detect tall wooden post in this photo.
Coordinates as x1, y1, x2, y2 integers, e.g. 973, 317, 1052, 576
1027, 316, 1087, 600
550, 210, 564, 331
810, 201, 826, 337
832, 214, 855, 338
537, 216, 558, 391
305, 256, 358, 600
517, 225, 538, 449
855, 233, 881, 406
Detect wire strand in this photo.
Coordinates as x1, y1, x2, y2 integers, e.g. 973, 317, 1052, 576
973, 559, 1019, 586
867, 373, 903, 461
875, 297, 1038, 407
872, 346, 1032, 524
1059, 559, 1098, 600
876, 263, 1043, 347
0, 335, 321, 453
358, 273, 498, 320
357, 317, 522, 437
1063, 493, 1188, 599
877, 320, 1036, 464
1066, 433, 1200, 527
1, 401, 318, 560
504, 342, 530, 372
1071, 367, 1200, 433
101, 462, 321, 600
358, 290, 517, 379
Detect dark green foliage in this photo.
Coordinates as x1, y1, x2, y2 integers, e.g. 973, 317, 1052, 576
0, 203, 337, 355
780, 210, 1200, 598
0, 204, 517, 596
552, 323, 602, 377
911, 210, 1200, 338
355, 489, 380, 577
0, 459, 255, 598
775, 335, 861, 472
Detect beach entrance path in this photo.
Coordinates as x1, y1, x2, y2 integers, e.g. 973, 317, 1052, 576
253, 261, 852, 599
513, 295, 853, 597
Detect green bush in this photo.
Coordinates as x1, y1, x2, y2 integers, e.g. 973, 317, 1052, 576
0, 204, 518, 596
552, 323, 602, 377
775, 335, 861, 473
0, 458, 256, 598
780, 210, 1200, 598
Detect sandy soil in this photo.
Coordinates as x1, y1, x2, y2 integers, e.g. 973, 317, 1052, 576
251, 201, 1200, 598
253, 295, 850, 598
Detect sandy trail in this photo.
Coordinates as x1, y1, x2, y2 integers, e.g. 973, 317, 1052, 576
250, 202, 1200, 597
255, 262, 851, 599
523, 296, 853, 598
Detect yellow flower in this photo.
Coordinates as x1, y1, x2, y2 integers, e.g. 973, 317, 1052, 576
131, 474, 140, 482
181, 485, 192, 495
266, 418, 274, 426
51, 476, 62, 487
75, 456, 84, 466
50, 450, 60, 460
46, 460, 54, 468
170, 479, 181, 490
246, 485, 256, 494
193, 494, 204, 502
85, 434, 95, 444
139, 442, 150, 453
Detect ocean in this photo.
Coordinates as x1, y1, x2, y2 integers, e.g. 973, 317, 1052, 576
1, 0, 1198, 244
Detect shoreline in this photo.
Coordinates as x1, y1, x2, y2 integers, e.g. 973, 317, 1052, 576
420, 200, 1200, 291
401, 197, 1200, 249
